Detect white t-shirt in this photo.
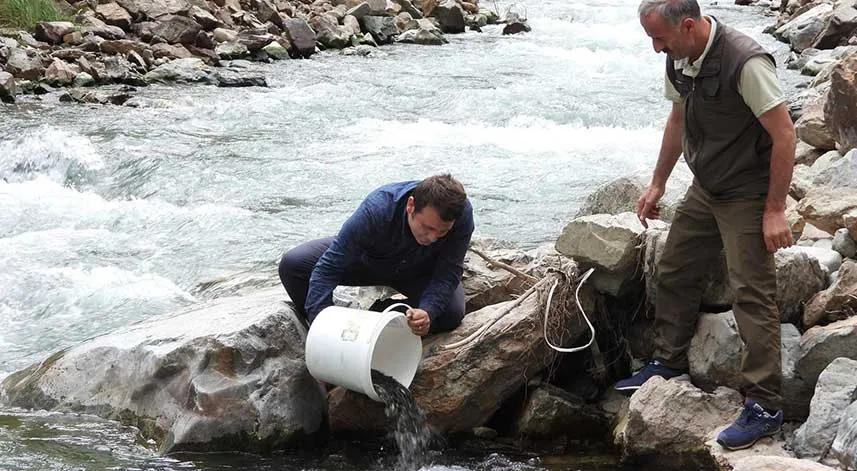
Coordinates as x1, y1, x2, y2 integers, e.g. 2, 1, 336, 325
664, 17, 785, 118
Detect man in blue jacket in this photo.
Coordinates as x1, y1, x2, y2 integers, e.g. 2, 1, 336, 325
278, 174, 474, 336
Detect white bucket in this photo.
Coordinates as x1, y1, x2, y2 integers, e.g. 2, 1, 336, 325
305, 304, 422, 401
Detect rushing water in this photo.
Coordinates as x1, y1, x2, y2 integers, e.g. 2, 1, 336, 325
0, 0, 800, 469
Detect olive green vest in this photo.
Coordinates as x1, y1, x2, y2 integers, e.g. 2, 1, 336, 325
667, 21, 775, 200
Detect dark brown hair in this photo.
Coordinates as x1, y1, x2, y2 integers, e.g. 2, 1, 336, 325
412, 174, 467, 222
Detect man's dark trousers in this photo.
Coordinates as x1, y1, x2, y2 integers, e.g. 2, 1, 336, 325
279, 237, 466, 334
653, 183, 782, 411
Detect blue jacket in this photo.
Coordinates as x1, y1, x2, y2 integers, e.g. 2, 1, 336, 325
305, 181, 474, 323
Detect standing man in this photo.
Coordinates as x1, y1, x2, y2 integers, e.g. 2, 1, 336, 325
614, 0, 796, 450
278, 174, 473, 337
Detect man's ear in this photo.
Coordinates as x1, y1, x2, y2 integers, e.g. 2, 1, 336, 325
406, 196, 415, 215
681, 17, 695, 34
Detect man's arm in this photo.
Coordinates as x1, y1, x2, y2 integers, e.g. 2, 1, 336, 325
305, 204, 375, 322
417, 205, 474, 322
637, 101, 685, 227
758, 103, 796, 252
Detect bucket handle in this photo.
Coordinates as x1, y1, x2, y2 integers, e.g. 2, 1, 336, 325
381, 302, 413, 314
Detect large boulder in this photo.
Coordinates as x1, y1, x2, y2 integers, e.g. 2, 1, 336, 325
282, 19, 317, 58
150, 14, 202, 44
144, 57, 212, 83
796, 91, 838, 151
5, 48, 44, 80
810, 149, 857, 189
0, 71, 17, 103
797, 186, 857, 240
812, 1, 857, 50
794, 358, 857, 462
514, 383, 611, 440
43, 57, 79, 85
825, 53, 857, 154
328, 270, 593, 434
96, 3, 134, 31
397, 21, 447, 45
774, 3, 834, 52
434, 0, 465, 33
557, 212, 667, 296
831, 399, 857, 469
0, 288, 325, 453
34, 22, 75, 45
359, 16, 399, 44
311, 14, 352, 49
775, 247, 828, 326
614, 376, 743, 458
797, 316, 857, 387
575, 164, 694, 222
114, 0, 191, 19
804, 259, 857, 328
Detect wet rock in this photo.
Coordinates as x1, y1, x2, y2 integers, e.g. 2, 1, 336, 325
60, 88, 134, 105
144, 57, 212, 83
797, 316, 857, 387
262, 41, 289, 59
150, 15, 202, 44
210, 69, 268, 87
824, 53, 857, 154
614, 376, 743, 457
44, 57, 79, 85
794, 358, 857, 461
96, 3, 134, 31
35, 22, 75, 45
115, 0, 191, 19
833, 228, 857, 258
434, 0, 465, 33
73, 72, 96, 87
804, 260, 857, 328
283, 18, 317, 58
514, 383, 611, 440
5, 49, 44, 80
0, 71, 17, 103
397, 23, 446, 45
359, 16, 398, 44
502, 17, 531, 35
796, 91, 838, 151
0, 288, 324, 453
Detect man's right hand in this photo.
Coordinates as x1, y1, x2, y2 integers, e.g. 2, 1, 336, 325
636, 184, 665, 228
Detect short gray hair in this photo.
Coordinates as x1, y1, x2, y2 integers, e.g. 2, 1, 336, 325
638, 0, 701, 26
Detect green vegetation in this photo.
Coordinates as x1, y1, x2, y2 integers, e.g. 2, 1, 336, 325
0, 0, 67, 30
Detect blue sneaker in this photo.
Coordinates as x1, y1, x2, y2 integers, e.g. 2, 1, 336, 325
716, 400, 783, 450
614, 360, 685, 393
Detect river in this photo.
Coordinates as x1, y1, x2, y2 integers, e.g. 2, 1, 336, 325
0, 0, 800, 469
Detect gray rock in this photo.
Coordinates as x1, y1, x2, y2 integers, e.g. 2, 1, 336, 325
5, 49, 44, 80
833, 228, 857, 258
796, 186, 857, 240
831, 399, 857, 470
812, 149, 857, 188
0, 288, 324, 453
100, 39, 147, 55
575, 164, 694, 222
73, 72, 95, 87
212, 28, 239, 43
825, 55, 857, 154
347, 2, 372, 18
0, 71, 17, 103
283, 19, 317, 58
434, 0, 465, 33
311, 14, 352, 49
796, 91, 838, 151
190, 5, 222, 31
144, 57, 211, 83
151, 42, 193, 59
614, 376, 743, 456
82, 23, 127, 40
210, 69, 267, 87
150, 14, 202, 44
812, 1, 857, 50
262, 41, 289, 60
774, 247, 828, 326
782, 323, 814, 420
502, 21, 531, 35
688, 312, 743, 391
794, 358, 857, 460
237, 32, 277, 52
101, 55, 134, 83
728, 456, 842, 471
342, 15, 362, 35
774, 3, 834, 52
34, 22, 75, 45
114, 0, 191, 19
215, 41, 249, 59
797, 316, 857, 388
514, 384, 610, 440
60, 88, 133, 105
359, 16, 399, 44
397, 27, 446, 45
395, 0, 423, 18
556, 212, 667, 296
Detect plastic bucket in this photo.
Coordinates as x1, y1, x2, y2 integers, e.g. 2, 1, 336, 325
305, 305, 422, 401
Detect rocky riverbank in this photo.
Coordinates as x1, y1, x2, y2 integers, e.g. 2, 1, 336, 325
0, 0, 534, 105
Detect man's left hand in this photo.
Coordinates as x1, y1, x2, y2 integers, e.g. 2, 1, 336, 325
762, 208, 794, 253
406, 308, 431, 336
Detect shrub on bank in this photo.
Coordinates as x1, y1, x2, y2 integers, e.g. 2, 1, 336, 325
0, 0, 67, 29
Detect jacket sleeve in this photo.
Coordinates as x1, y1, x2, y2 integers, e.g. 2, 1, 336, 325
417, 203, 474, 321
305, 203, 376, 322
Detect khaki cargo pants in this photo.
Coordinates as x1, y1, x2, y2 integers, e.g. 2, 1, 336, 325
653, 183, 782, 410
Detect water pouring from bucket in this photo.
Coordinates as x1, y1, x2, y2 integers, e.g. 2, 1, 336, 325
305, 303, 423, 401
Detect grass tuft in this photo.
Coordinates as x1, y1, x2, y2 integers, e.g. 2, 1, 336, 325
0, 0, 68, 30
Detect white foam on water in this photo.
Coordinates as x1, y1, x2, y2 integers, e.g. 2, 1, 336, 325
0, 127, 104, 186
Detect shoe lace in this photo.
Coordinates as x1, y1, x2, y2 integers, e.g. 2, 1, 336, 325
735, 405, 758, 427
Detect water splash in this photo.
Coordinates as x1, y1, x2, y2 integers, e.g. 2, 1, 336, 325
0, 127, 104, 187
372, 370, 433, 471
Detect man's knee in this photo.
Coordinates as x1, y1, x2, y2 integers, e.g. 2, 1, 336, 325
432, 299, 465, 334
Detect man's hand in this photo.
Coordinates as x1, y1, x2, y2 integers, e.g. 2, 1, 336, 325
762, 208, 794, 253
636, 184, 665, 228
406, 308, 430, 336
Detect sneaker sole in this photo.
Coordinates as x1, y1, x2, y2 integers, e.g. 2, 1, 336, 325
717, 428, 780, 451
